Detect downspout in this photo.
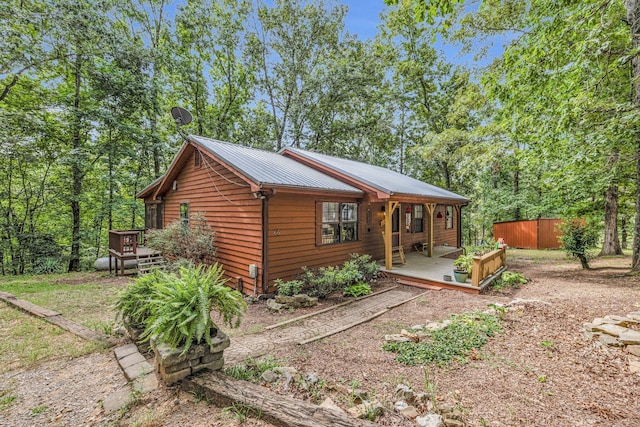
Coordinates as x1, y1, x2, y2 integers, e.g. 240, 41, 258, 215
261, 195, 269, 294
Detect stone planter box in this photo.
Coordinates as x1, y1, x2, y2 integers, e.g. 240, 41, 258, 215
123, 319, 150, 353
153, 329, 230, 385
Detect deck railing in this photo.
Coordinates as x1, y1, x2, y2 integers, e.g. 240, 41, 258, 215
471, 247, 506, 287
108, 230, 145, 255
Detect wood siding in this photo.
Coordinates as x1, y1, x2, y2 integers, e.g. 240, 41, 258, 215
493, 218, 563, 250
161, 151, 263, 294
267, 194, 386, 288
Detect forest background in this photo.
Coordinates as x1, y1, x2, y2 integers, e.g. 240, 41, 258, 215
2, 0, 639, 275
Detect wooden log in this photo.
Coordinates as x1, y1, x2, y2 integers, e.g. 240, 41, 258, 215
183, 371, 377, 427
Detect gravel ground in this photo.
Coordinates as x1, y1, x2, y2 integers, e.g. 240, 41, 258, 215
1, 254, 639, 426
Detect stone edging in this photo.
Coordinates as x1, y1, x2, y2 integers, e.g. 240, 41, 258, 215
583, 312, 640, 373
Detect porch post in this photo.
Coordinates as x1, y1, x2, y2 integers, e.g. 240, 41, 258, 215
455, 205, 462, 247
384, 200, 393, 270
424, 203, 436, 257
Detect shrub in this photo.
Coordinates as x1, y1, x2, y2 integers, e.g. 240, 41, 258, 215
558, 219, 598, 269
275, 279, 304, 296
493, 271, 527, 291
138, 263, 246, 354
146, 212, 215, 264
343, 282, 372, 298
33, 257, 64, 274
346, 253, 380, 281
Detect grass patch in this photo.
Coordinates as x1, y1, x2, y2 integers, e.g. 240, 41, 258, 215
0, 386, 17, 409
224, 356, 282, 382
0, 302, 98, 374
383, 312, 502, 366
0, 272, 128, 331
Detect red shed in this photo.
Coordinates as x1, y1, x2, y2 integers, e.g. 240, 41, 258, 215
493, 218, 563, 250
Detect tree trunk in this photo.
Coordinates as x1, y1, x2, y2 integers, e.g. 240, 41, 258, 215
599, 184, 622, 256
622, 215, 628, 249
68, 53, 83, 272
627, 0, 640, 269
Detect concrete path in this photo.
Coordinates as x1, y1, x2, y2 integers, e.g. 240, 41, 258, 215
225, 286, 427, 365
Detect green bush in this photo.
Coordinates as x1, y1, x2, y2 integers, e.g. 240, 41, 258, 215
146, 212, 215, 264
299, 254, 380, 298
343, 282, 372, 298
493, 271, 527, 291
558, 219, 598, 269
132, 263, 246, 354
275, 279, 305, 296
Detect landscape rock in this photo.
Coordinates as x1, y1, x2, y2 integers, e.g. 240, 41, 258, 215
399, 405, 420, 419
626, 345, 640, 357
274, 294, 318, 308
443, 419, 465, 427
599, 334, 622, 347
347, 400, 383, 420
395, 384, 414, 401
627, 312, 640, 321
266, 299, 285, 313
385, 334, 413, 343
319, 398, 344, 414
394, 400, 409, 411
619, 330, 640, 345
416, 413, 445, 427
629, 357, 640, 374
261, 369, 279, 383
593, 323, 629, 337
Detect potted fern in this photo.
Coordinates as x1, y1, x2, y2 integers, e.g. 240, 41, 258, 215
126, 262, 246, 383
114, 270, 161, 349
453, 254, 473, 283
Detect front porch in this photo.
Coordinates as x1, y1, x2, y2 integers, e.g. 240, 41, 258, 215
381, 246, 505, 294
108, 230, 160, 275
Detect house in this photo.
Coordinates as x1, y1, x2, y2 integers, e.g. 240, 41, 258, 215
136, 135, 469, 295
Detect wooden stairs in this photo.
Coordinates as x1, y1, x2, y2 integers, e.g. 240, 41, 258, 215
137, 253, 167, 275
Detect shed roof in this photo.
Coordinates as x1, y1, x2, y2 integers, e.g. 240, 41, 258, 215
281, 147, 469, 202
190, 136, 362, 194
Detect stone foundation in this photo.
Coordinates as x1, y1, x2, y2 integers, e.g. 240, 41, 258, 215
153, 329, 230, 384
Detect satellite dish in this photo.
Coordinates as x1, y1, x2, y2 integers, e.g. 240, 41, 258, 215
171, 106, 193, 126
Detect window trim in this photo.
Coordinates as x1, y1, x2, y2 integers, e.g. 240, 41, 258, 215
413, 204, 424, 233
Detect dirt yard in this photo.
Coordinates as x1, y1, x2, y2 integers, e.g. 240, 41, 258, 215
2, 251, 640, 426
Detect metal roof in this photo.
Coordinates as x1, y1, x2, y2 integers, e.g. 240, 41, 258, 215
282, 147, 469, 202
190, 136, 363, 194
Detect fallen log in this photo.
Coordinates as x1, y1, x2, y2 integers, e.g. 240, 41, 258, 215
183, 371, 377, 427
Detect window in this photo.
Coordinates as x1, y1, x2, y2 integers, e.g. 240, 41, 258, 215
145, 204, 162, 230
321, 202, 358, 244
194, 150, 202, 168
445, 205, 453, 229
180, 203, 190, 227
413, 204, 424, 233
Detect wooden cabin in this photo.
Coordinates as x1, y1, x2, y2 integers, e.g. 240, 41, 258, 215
137, 136, 469, 295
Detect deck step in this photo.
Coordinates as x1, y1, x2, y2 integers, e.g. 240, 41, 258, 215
137, 254, 167, 275
396, 279, 443, 291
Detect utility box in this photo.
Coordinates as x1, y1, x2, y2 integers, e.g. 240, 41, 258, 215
248, 264, 258, 278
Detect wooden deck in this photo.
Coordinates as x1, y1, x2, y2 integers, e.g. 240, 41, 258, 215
381, 246, 500, 294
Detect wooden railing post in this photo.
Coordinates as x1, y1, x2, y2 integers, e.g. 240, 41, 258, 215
471, 248, 507, 287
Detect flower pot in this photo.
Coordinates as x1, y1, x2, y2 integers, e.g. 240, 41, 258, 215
453, 270, 468, 283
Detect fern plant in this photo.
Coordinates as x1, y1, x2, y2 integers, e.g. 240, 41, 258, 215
140, 263, 246, 354
114, 269, 162, 326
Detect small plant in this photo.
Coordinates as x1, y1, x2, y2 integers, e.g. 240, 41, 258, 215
140, 263, 246, 354
453, 254, 473, 273
343, 282, 372, 298
222, 402, 263, 423
488, 303, 507, 320
30, 405, 48, 416
275, 279, 305, 296
33, 257, 63, 274
493, 271, 527, 291
191, 391, 212, 404
557, 219, 598, 269
224, 356, 281, 382
540, 339, 555, 348
538, 375, 547, 383
0, 389, 17, 409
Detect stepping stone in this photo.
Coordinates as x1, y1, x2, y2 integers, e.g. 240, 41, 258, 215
114, 343, 138, 360
627, 345, 640, 357
103, 387, 131, 414
119, 352, 146, 370
124, 361, 154, 381
134, 373, 159, 393
627, 312, 640, 321
599, 334, 622, 347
